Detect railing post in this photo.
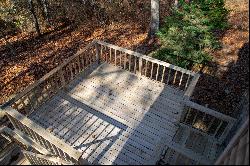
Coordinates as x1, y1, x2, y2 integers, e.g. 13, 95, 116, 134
218, 122, 235, 144
95, 42, 101, 64
184, 73, 200, 98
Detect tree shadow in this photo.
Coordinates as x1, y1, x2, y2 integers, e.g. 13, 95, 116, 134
191, 42, 249, 116
0, 21, 76, 62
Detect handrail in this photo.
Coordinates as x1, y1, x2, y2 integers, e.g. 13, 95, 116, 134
184, 73, 200, 97
1, 40, 200, 110
182, 100, 236, 123
1, 41, 97, 109
95, 40, 197, 76
95, 40, 199, 96
3, 106, 82, 162
180, 99, 236, 144
215, 118, 249, 165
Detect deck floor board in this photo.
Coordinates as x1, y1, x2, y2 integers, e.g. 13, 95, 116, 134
29, 63, 184, 165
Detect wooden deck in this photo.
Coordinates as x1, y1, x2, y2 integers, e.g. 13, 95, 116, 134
28, 63, 184, 165
2, 41, 238, 165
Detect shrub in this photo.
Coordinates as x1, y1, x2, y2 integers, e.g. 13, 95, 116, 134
154, 0, 229, 69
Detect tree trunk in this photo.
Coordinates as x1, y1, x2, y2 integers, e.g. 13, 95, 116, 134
38, 0, 51, 26
174, 0, 190, 8
28, 0, 41, 36
174, 0, 179, 8
149, 0, 160, 38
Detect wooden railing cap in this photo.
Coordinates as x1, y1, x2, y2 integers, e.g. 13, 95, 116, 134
182, 99, 237, 123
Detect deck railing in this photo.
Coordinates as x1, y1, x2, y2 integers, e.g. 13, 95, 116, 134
180, 100, 237, 144
95, 40, 199, 96
215, 118, 249, 165
1, 40, 230, 165
2, 107, 83, 164
0, 126, 51, 155
2, 40, 199, 116
2, 41, 98, 116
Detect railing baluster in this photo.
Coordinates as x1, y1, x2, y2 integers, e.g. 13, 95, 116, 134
129, 54, 131, 72
5, 108, 82, 164
219, 122, 234, 143
77, 56, 81, 73
156, 64, 160, 81
120, 51, 122, 67
139, 58, 142, 75
145, 60, 148, 76
51, 144, 61, 157
173, 70, 178, 85
26, 95, 35, 114
115, 49, 117, 66
213, 120, 223, 137
104, 46, 108, 62
184, 108, 191, 123
123, 53, 126, 69
185, 74, 191, 91
161, 66, 166, 83
95, 42, 100, 63
69, 64, 73, 81
192, 111, 198, 125
179, 72, 184, 88
100, 45, 103, 61
134, 57, 137, 74
150, 62, 154, 79
109, 47, 112, 63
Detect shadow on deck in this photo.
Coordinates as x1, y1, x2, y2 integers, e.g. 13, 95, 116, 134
28, 62, 183, 165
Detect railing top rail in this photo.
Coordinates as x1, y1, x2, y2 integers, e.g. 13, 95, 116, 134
182, 99, 237, 123
1, 41, 97, 108
215, 118, 249, 165
95, 40, 197, 76
3, 106, 82, 160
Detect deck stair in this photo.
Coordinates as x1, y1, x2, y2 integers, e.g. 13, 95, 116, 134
0, 40, 237, 165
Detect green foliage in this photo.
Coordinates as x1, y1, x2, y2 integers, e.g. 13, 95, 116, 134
154, 0, 229, 69
195, 0, 230, 31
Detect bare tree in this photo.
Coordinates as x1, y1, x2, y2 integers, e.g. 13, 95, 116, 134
149, 0, 159, 38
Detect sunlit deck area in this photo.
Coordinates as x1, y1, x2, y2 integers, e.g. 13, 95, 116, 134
1, 40, 237, 165
28, 63, 183, 165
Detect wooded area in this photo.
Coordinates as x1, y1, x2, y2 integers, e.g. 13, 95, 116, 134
0, 0, 249, 115
0, 0, 249, 165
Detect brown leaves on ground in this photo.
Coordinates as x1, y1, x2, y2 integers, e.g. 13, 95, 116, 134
192, 0, 249, 116
0, 2, 154, 104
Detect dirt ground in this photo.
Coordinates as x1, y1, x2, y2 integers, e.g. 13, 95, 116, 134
0, 0, 249, 117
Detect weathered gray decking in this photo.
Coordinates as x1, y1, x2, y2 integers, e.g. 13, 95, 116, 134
28, 63, 184, 165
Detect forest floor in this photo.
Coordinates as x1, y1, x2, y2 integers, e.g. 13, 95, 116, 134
0, 0, 249, 117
